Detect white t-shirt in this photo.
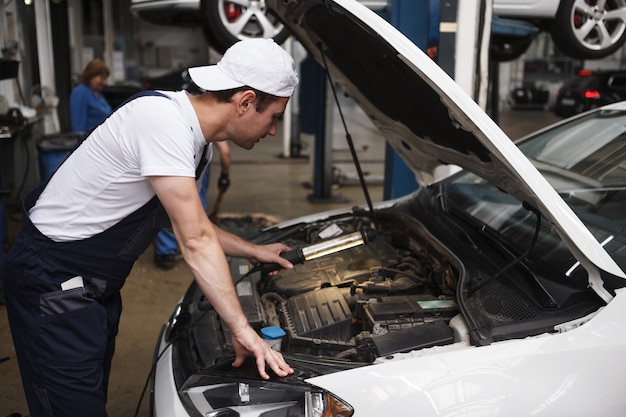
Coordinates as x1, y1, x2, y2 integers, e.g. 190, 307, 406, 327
29, 90, 211, 242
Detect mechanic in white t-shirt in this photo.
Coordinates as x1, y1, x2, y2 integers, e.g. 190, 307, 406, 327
3, 38, 297, 417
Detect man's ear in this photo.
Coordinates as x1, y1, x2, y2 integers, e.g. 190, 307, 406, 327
237, 90, 257, 113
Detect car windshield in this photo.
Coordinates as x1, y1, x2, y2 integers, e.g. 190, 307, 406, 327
445, 108, 626, 286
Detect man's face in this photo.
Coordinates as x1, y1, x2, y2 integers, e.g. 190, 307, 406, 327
232, 96, 290, 150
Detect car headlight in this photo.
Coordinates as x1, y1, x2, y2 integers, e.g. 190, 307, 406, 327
180, 375, 353, 417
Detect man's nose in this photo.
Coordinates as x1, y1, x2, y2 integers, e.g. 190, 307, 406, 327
268, 123, 278, 136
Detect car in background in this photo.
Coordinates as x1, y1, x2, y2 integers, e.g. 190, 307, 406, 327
150, 1, 626, 416
494, 0, 626, 59
553, 69, 626, 117
101, 83, 144, 110
130, 0, 387, 53
101, 69, 199, 110
490, 15, 541, 62
510, 83, 551, 108
130, 0, 626, 59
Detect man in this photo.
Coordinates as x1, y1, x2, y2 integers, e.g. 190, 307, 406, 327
2, 38, 297, 417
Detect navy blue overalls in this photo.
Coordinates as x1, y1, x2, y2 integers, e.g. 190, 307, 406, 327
2, 91, 207, 417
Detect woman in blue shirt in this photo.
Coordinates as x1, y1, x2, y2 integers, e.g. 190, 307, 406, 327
69, 58, 112, 132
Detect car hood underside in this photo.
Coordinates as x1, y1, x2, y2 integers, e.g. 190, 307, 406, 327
267, 0, 625, 291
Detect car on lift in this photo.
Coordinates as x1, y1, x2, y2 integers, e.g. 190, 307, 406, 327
494, 0, 626, 60
129, 0, 387, 53
130, 0, 626, 58
553, 69, 626, 117
149, 1, 626, 416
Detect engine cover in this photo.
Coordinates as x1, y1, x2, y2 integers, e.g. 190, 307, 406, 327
267, 237, 400, 296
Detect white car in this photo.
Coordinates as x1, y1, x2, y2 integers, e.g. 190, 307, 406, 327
150, 1, 626, 416
130, 0, 387, 53
494, 0, 626, 59
130, 0, 626, 58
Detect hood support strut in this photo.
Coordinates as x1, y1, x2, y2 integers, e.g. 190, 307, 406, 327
318, 44, 378, 227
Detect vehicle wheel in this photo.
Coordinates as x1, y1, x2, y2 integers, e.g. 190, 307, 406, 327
490, 35, 534, 62
201, 0, 291, 54
550, 0, 626, 60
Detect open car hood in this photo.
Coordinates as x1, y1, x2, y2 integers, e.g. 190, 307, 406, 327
268, 0, 625, 297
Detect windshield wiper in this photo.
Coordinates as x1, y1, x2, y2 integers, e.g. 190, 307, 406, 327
448, 200, 558, 308
468, 203, 541, 290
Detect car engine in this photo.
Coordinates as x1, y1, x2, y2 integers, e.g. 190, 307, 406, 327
231, 213, 461, 363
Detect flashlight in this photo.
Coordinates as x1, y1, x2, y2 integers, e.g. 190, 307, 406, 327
254, 228, 377, 274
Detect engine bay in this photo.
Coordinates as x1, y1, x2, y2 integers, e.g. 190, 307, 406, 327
178, 206, 604, 375
231, 214, 462, 363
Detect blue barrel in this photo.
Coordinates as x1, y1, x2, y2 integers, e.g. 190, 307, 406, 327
36, 133, 81, 182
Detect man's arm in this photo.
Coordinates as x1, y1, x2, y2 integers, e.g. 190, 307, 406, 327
214, 226, 292, 265
149, 175, 293, 379
211, 141, 293, 265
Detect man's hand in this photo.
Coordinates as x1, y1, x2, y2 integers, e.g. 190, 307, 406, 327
231, 325, 294, 379
251, 243, 294, 272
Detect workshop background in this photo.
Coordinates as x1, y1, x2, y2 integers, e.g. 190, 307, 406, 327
1, 0, 625, 416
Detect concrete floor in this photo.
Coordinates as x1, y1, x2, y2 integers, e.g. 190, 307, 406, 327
0, 105, 560, 417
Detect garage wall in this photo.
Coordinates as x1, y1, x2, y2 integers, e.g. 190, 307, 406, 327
130, 20, 211, 80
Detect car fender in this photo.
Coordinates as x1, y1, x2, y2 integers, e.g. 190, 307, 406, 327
307, 287, 626, 416
493, 0, 560, 18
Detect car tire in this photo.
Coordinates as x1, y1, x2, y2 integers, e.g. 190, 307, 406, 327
201, 0, 291, 54
550, 0, 626, 60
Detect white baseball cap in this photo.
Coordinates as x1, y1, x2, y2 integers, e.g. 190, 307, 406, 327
188, 38, 299, 97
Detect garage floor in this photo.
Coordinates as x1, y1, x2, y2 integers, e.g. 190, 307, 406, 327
0, 105, 560, 417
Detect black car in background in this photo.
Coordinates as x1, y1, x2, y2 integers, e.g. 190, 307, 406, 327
554, 70, 626, 117
101, 69, 195, 110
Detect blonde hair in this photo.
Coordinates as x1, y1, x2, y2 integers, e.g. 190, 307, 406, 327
79, 58, 110, 84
